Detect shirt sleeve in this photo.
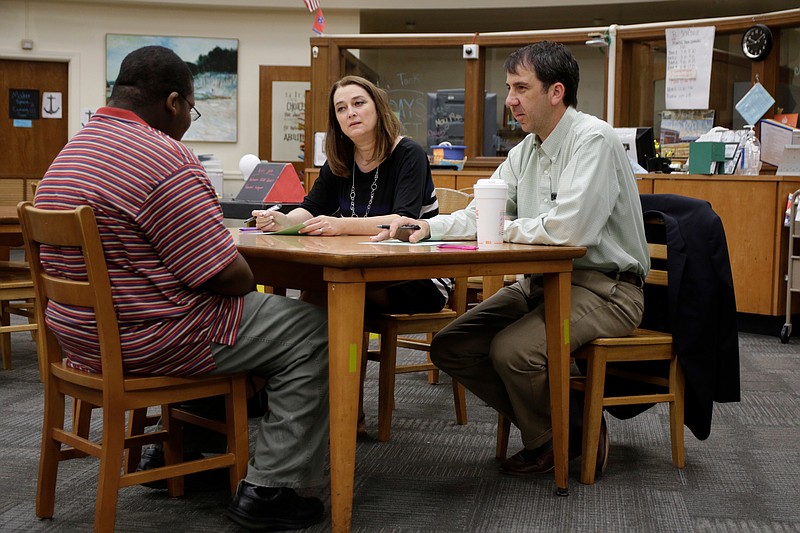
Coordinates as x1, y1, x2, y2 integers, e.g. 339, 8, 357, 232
389, 141, 430, 218
301, 163, 345, 217
137, 165, 239, 289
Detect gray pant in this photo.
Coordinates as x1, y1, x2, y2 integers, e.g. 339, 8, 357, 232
210, 291, 329, 488
431, 270, 643, 450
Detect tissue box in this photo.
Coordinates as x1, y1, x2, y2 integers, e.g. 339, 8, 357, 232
688, 141, 726, 174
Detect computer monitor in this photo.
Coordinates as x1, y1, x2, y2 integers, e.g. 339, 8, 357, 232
614, 127, 656, 169
426, 89, 498, 156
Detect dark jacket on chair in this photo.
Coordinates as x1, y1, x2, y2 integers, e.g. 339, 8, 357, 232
609, 194, 740, 440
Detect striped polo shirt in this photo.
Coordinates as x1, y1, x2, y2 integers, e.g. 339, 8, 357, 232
35, 107, 243, 376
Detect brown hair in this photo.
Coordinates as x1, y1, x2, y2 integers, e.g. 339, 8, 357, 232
324, 75, 402, 177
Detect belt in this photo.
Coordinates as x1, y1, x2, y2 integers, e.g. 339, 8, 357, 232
605, 271, 644, 288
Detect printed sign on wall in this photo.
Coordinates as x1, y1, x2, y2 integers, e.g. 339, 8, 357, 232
9, 89, 39, 120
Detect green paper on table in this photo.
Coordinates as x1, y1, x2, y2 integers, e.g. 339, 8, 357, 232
267, 223, 306, 235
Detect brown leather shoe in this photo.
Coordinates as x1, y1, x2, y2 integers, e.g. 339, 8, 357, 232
596, 414, 609, 474
500, 443, 554, 476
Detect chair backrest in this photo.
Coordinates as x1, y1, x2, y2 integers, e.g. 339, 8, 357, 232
434, 187, 472, 215
644, 215, 667, 287
17, 202, 126, 389
640, 213, 671, 333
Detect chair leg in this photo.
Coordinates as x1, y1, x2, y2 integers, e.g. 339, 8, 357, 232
72, 398, 94, 438
377, 324, 399, 442
226, 376, 250, 494
580, 348, 608, 485
125, 408, 151, 473
36, 384, 66, 519
93, 405, 126, 532
669, 358, 686, 468
163, 403, 186, 497
452, 379, 467, 425
358, 332, 370, 425
425, 334, 439, 384
496, 413, 511, 459
1, 303, 11, 370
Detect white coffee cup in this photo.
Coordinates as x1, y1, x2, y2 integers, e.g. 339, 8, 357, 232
474, 178, 508, 249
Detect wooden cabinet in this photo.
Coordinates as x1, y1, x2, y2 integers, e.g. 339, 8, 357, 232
639, 174, 800, 317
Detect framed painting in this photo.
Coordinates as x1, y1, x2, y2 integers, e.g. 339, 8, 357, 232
106, 34, 238, 142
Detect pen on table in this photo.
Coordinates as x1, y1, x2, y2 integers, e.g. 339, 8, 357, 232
244, 204, 282, 224
376, 224, 421, 230
437, 244, 478, 250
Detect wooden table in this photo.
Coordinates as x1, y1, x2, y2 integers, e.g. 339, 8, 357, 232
0, 206, 24, 261
233, 232, 586, 531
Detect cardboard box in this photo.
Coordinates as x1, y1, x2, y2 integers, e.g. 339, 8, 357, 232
688, 141, 726, 174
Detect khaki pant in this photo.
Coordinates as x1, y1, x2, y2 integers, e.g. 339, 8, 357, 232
431, 269, 643, 450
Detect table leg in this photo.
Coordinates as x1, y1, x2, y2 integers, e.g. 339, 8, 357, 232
482, 275, 504, 298
327, 281, 366, 532
543, 270, 572, 496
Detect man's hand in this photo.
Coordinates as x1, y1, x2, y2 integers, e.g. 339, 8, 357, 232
371, 216, 430, 243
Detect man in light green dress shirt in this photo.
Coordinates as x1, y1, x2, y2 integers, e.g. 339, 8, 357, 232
377, 41, 649, 476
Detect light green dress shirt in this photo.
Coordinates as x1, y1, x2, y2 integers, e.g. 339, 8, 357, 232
428, 107, 649, 276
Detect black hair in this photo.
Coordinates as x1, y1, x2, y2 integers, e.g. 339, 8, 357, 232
110, 45, 193, 106
504, 41, 580, 108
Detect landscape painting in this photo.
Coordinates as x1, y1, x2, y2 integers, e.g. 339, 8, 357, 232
106, 34, 238, 142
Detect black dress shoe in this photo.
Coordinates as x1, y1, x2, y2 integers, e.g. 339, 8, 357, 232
500, 442, 555, 476
226, 480, 324, 531
136, 447, 229, 491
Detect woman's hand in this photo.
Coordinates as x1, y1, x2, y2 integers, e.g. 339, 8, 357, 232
300, 215, 347, 236
254, 209, 291, 232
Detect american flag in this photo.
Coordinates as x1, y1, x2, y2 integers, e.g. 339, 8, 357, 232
302, 0, 319, 12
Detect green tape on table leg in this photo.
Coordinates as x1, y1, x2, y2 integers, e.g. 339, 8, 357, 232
349, 343, 357, 373
563, 319, 570, 345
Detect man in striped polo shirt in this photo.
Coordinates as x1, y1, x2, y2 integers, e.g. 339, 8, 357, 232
36, 45, 328, 531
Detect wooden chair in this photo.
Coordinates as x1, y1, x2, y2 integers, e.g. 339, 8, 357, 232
362, 280, 469, 441
435, 187, 472, 214
495, 216, 685, 485
18, 202, 249, 531
568, 215, 683, 484
0, 260, 37, 370
360, 187, 473, 442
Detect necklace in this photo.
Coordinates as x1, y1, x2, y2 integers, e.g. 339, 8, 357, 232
350, 163, 379, 217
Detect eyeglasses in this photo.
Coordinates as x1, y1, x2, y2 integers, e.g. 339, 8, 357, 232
178, 93, 201, 122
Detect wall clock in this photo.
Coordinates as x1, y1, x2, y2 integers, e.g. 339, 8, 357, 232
742, 24, 773, 61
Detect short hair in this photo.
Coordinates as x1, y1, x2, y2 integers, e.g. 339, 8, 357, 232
110, 45, 194, 106
504, 41, 580, 108
324, 75, 402, 177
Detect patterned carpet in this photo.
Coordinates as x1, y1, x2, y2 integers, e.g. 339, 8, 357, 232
1, 319, 799, 532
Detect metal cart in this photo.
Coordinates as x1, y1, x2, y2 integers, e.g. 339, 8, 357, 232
782, 189, 800, 343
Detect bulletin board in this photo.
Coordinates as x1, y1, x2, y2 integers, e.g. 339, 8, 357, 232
258, 65, 310, 166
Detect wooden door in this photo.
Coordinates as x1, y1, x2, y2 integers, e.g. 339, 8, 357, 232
0, 59, 68, 205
